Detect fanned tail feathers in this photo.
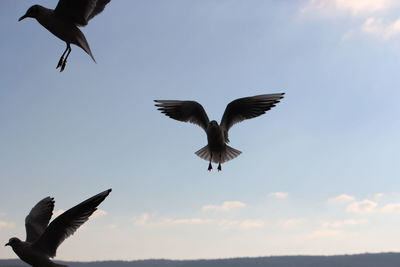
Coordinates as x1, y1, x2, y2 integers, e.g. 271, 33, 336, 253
195, 145, 241, 164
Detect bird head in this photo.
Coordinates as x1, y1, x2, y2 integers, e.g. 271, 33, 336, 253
19, 5, 41, 21
5, 237, 20, 248
210, 120, 219, 127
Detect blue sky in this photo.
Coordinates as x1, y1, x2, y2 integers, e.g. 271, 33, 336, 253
1, 0, 400, 261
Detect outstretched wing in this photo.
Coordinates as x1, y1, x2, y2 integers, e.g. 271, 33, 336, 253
220, 93, 285, 141
25, 197, 55, 243
32, 189, 112, 258
154, 100, 210, 132
55, 0, 111, 26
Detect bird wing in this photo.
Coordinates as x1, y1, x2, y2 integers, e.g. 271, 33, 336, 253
25, 197, 55, 243
54, 0, 111, 26
154, 100, 210, 132
87, 0, 111, 21
220, 93, 285, 141
32, 189, 112, 258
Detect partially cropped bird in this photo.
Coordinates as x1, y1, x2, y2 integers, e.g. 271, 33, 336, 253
19, 0, 111, 72
155, 93, 285, 171
5, 189, 112, 267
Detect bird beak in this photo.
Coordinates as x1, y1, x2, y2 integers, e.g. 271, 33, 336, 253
5, 242, 10, 247
18, 14, 28, 21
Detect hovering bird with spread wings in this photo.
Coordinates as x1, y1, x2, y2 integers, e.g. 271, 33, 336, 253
19, 0, 111, 72
5, 189, 112, 267
155, 93, 284, 171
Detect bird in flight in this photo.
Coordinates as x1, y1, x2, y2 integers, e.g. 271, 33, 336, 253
19, 0, 111, 72
5, 189, 112, 267
155, 93, 285, 171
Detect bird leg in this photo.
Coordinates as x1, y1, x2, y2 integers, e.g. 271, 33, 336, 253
218, 154, 222, 171
60, 44, 72, 72
208, 153, 213, 171
57, 43, 69, 69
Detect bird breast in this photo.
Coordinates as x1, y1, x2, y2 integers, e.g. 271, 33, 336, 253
206, 125, 225, 150
36, 9, 81, 44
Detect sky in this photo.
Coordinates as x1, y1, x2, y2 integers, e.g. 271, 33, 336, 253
1, 0, 400, 262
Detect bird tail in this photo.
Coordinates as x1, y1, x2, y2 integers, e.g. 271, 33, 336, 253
195, 145, 242, 164
53, 263, 68, 267
75, 28, 96, 63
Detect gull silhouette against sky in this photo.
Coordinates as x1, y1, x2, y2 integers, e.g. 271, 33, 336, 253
155, 93, 285, 171
19, 0, 111, 72
5, 189, 112, 267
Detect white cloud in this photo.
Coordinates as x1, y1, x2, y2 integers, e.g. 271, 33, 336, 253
166, 218, 214, 225
202, 201, 246, 212
239, 220, 265, 229
133, 213, 151, 225
133, 213, 263, 230
269, 192, 288, 199
346, 199, 377, 214
335, 0, 393, 15
321, 219, 368, 228
381, 203, 400, 213
374, 193, 385, 200
92, 209, 108, 219
362, 17, 400, 39
328, 194, 355, 203
279, 218, 305, 229
302, 0, 394, 16
307, 229, 343, 239
0, 220, 15, 229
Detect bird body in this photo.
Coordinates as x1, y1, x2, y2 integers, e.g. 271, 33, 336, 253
8, 239, 64, 267
155, 93, 285, 171
32, 5, 94, 61
19, 0, 111, 71
6, 189, 112, 267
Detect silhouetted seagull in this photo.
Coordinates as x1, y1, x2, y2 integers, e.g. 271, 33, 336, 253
155, 93, 285, 171
19, 0, 111, 72
5, 189, 112, 267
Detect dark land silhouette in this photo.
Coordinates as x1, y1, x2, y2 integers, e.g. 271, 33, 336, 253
2, 253, 400, 267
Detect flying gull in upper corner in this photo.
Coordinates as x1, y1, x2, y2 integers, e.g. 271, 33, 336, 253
5, 189, 112, 267
19, 0, 111, 72
155, 93, 285, 171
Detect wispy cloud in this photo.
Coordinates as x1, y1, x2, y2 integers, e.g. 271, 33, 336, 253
328, 194, 355, 203
279, 218, 305, 229
202, 201, 246, 212
346, 199, 378, 214
0, 220, 15, 229
92, 209, 108, 219
269, 192, 288, 199
321, 219, 368, 228
362, 17, 400, 39
306, 229, 344, 239
133, 213, 264, 230
381, 203, 400, 213
302, 0, 394, 17
301, 0, 400, 40
133, 213, 151, 225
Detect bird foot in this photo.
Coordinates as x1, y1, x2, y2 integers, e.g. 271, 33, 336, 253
217, 163, 222, 171
56, 57, 64, 69
208, 163, 212, 171
60, 60, 67, 72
